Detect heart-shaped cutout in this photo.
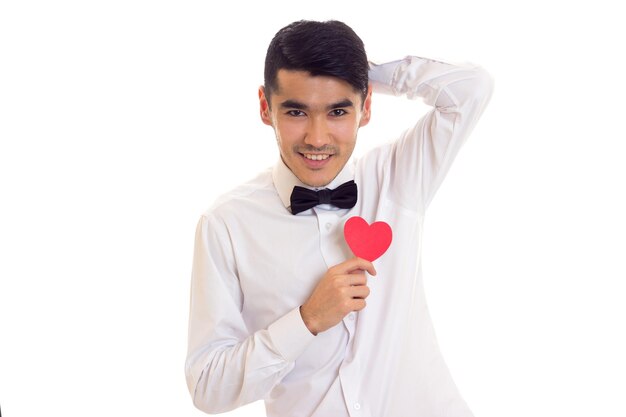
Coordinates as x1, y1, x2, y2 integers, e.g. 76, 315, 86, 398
344, 216, 392, 262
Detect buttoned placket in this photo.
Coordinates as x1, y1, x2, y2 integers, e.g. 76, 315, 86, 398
314, 206, 365, 417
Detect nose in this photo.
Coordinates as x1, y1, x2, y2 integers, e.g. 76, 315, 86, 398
304, 116, 330, 148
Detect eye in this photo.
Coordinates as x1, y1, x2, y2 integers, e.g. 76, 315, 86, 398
287, 110, 306, 117
330, 109, 347, 117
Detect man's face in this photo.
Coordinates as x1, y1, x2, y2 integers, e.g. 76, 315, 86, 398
259, 70, 371, 188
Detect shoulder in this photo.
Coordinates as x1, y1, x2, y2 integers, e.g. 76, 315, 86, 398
354, 140, 395, 175
201, 167, 278, 223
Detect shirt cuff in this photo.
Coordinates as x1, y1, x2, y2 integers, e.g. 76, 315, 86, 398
267, 306, 316, 362
368, 59, 404, 96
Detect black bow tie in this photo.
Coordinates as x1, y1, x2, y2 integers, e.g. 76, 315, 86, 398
290, 180, 358, 215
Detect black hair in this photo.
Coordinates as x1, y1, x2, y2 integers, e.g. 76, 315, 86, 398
263, 20, 369, 107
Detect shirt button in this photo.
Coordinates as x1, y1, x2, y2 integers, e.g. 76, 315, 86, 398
325, 222, 332, 231
354, 403, 361, 410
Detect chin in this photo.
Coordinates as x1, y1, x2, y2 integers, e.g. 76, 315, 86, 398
298, 178, 325, 188
299, 173, 335, 188
290, 159, 343, 187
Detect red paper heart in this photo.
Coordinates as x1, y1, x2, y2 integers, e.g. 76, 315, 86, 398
344, 216, 392, 262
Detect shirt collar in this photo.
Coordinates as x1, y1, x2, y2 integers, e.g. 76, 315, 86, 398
272, 158, 355, 212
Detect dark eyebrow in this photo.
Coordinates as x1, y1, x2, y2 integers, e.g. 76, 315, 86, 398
279, 100, 308, 110
278, 99, 355, 111
327, 99, 354, 110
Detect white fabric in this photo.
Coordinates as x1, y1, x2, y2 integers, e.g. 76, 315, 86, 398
186, 56, 493, 417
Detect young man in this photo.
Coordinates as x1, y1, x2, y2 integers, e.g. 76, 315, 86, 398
186, 20, 493, 416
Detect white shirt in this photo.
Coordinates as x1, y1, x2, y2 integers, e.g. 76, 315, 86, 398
186, 56, 493, 416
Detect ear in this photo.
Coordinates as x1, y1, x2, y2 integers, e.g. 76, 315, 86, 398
358, 84, 373, 127
258, 86, 273, 126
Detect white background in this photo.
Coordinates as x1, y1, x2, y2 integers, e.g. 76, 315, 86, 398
1, 1, 625, 416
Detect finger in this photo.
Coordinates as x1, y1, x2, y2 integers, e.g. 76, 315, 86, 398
331, 258, 377, 278
341, 272, 367, 287
335, 257, 377, 276
350, 285, 370, 299
350, 298, 367, 311
346, 257, 377, 276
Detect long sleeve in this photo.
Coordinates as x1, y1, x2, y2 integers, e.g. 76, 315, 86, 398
185, 213, 315, 414
367, 56, 493, 211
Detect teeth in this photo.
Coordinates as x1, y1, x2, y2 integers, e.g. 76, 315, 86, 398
304, 154, 330, 161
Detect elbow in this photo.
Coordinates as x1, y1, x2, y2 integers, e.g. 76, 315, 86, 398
192, 392, 233, 415
189, 381, 233, 414
474, 66, 495, 104
186, 366, 242, 415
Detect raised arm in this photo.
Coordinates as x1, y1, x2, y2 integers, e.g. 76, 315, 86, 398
367, 56, 493, 211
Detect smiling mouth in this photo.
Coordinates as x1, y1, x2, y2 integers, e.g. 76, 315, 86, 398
302, 153, 331, 161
